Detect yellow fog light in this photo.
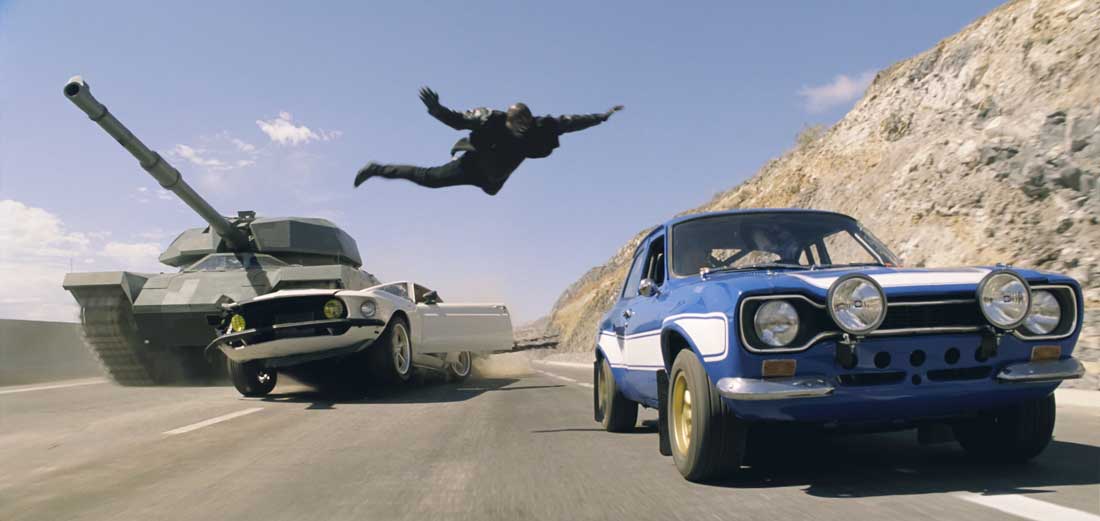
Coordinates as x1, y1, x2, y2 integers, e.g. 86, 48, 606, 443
762, 359, 797, 378
1030, 345, 1061, 362
322, 299, 345, 319
229, 314, 247, 333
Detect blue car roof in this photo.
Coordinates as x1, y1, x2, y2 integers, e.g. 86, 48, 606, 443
663, 208, 856, 228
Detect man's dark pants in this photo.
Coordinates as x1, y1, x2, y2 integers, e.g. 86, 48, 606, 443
371, 152, 504, 195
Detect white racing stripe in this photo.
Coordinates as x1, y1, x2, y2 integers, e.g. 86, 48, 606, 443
0, 378, 108, 396
955, 492, 1100, 521
163, 407, 263, 436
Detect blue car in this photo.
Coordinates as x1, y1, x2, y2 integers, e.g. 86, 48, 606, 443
593, 209, 1085, 482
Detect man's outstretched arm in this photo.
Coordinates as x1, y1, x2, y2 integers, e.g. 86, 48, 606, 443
419, 87, 492, 131
556, 105, 624, 134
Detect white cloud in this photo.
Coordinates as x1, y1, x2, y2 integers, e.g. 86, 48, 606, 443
0, 199, 90, 258
232, 138, 257, 154
0, 200, 167, 321
100, 241, 162, 268
256, 111, 340, 146
798, 70, 876, 113
172, 144, 230, 170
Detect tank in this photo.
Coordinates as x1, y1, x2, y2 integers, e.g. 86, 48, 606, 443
61, 76, 380, 385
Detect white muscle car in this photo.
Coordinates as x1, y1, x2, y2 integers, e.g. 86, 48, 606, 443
207, 281, 514, 396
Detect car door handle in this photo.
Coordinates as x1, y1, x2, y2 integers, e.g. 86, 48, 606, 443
622, 309, 634, 319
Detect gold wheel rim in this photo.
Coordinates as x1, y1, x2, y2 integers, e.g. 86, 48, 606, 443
672, 371, 693, 456
598, 362, 611, 417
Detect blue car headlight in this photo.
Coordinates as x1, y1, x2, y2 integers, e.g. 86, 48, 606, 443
828, 275, 886, 335
754, 300, 799, 347
977, 271, 1030, 330
1023, 289, 1060, 335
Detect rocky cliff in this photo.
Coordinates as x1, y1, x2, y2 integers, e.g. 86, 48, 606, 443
545, 0, 1100, 360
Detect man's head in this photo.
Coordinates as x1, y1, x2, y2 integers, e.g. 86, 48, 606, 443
506, 102, 534, 135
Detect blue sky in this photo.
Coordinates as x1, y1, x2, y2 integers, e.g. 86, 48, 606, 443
0, 0, 1004, 322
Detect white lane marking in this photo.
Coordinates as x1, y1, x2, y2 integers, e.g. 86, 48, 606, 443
532, 360, 591, 369
535, 369, 594, 390
955, 493, 1100, 521
163, 407, 263, 436
0, 378, 108, 396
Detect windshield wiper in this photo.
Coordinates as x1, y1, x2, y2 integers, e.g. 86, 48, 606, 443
710, 262, 808, 274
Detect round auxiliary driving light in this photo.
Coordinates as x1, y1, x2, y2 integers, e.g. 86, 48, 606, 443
1023, 289, 1061, 335
754, 300, 800, 347
827, 274, 886, 335
977, 270, 1030, 330
322, 299, 346, 319
360, 299, 377, 318
229, 314, 247, 333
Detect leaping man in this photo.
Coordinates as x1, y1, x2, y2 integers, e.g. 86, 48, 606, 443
354, 87, 623, 196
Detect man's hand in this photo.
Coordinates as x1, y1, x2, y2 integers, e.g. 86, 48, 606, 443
419, 87, 442, 112
603, 105, 625, 120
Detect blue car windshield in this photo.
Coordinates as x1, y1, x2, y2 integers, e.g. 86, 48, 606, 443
670, 212, 900, 277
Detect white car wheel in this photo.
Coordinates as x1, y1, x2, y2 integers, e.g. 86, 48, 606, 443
449, 351, 473, 381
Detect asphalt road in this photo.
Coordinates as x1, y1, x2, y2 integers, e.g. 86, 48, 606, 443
1, 358, 1097, 521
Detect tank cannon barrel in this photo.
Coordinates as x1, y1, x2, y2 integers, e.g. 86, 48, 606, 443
63, 76, 248, 250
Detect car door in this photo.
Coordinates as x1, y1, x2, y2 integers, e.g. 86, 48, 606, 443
619, 233, 669, 405
599, 246, 647, 389
414, 284, 512, 354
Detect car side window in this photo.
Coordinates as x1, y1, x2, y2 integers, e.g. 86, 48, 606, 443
644, 236, 666, 286
621, 251, 646, 299
379, 283, 410, 301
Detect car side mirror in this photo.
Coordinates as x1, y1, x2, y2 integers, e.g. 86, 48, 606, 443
639, 278, 659, 297
423, 290, 439, 305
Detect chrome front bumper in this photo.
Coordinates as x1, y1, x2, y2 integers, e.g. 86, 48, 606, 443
207, 318, 386, 364
716, 376, 834, 401
996, 358, 1086, 383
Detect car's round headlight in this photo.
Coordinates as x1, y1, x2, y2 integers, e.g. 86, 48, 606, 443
1023, 289, 1060, 335
828, 275, 886, 335
360, 299, 377, 318
977, 271, 1030, 329
754, 300, 799, 347
322, 299, 346, 319
229, 314, 246, 333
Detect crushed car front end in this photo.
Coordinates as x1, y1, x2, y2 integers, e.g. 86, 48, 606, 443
208, 290, 389, 368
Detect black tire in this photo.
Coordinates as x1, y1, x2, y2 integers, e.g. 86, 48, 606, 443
596, 357, 638, 432
447, 351, 473, 382
368, 317, 414, 385
227, 359, 277, 397
953, 393, 1056, 463
668, 349, 746, 482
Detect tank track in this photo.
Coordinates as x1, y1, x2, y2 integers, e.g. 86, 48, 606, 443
76, 287, 157, 385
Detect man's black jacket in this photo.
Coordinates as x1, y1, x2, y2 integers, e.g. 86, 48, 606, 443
428, 104, 608, 182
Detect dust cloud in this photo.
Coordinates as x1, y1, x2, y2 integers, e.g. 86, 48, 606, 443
473, 352, 533, 378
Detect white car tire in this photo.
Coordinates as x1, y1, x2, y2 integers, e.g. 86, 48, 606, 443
448, 351, 473, 382
369, 317, 414, 385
